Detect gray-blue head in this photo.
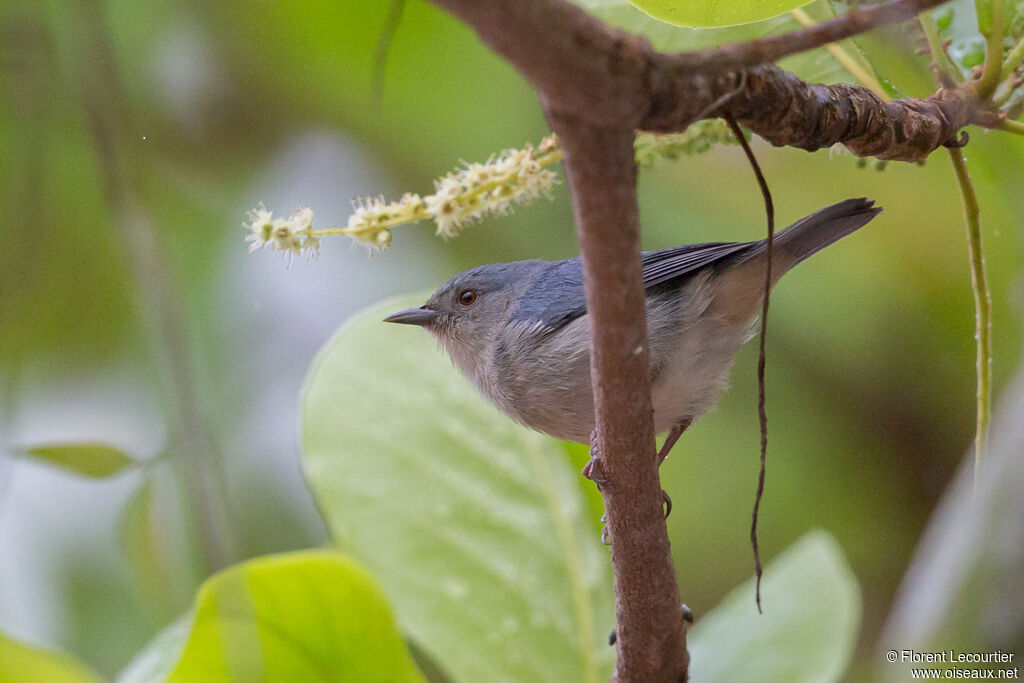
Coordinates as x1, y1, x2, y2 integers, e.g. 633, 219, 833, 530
383, 260, 545, 364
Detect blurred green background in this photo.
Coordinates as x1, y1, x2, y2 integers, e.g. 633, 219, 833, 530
1, 0, 1022, 680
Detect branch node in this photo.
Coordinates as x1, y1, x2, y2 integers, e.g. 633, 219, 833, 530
945, 129, 970, 148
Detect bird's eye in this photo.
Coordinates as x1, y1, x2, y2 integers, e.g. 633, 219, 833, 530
458, 290, 478, 306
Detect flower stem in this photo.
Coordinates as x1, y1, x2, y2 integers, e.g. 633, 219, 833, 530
998, 118, 1024, 135
919, 13, 962, 83
947, 148, 992, 491
1002, 35, 1024, 78
975, 0, 1005, 98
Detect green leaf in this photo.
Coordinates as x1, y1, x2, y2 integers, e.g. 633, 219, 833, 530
301, 295, 615, 683
931, 0, 985, 77
120, 482, 182, 620
619, 0, 815, 28
689, 530, 861, 683
950, 35, 988, 68
880, 372, 1024, 675
117, 551, 424, 683
116, 615, 192, 683
0, 631, 104, 683
19, 443, 137, 478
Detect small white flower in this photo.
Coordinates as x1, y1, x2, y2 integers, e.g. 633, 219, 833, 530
244, 205, 276, 252
243, 205, 320, 259
290, 206, 314, 231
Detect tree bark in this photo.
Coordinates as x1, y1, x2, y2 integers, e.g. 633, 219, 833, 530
550, 116, 688, 682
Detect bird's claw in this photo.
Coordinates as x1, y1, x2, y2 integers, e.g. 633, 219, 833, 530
681, 603, 694, 623
581, 456, 608, 489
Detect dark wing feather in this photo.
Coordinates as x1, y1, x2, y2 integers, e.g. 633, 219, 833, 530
511, 241, 752, 333
640, 241, 751, 289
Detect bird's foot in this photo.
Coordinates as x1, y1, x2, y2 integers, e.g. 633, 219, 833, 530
582, 428, 609, 489
681, 603, 694, 623
580, 457, 608, 488
662, 489, 672, 519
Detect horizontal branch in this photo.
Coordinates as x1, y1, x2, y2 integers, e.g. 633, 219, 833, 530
431, 0, 1003, 163
644, 64, 980, 161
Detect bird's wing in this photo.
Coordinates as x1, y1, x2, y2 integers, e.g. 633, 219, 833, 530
508, 260, 588, 332
511, 241, 752, 333
640, 241, 750, 288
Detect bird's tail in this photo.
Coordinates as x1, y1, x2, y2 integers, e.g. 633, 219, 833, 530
742, 197, 882, 267
712, 198, 880, 324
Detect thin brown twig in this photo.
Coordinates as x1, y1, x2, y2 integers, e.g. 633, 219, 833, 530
724, 115, 774, 615
664, 0, 949, 73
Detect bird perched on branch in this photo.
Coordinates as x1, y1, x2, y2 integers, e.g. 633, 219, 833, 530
385, 198, 880, 479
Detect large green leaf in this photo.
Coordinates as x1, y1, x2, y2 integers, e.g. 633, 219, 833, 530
18, 443, 137, 478
301, 295, 615, 683
689, 530, 862, 683
620, 0, 814, 28
0, 631, 104, 683
117, 551, 424, 683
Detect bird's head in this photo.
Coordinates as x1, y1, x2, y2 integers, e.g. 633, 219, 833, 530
384, 261, 541, 370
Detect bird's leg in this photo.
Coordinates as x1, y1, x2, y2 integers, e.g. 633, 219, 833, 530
582, 429, 614, 545
581, 428, 608, 489
658, 417, 692, 466
658, 417, 692, 519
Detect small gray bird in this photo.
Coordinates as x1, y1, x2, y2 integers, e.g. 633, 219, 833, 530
385, 198, 880, 466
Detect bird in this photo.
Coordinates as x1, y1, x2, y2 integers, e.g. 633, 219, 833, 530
384, 198, 880, 482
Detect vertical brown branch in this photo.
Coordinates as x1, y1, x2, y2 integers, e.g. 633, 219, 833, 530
549, 115, 688, 682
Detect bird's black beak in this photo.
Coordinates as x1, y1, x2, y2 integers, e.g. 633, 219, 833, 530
383, 306, 439, 326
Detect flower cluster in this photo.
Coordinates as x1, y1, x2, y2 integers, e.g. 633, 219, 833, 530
633, 121, 738, 166
243, 136, 562, 259
421, 135, 560, 237
244, 205, 321, 260
345, 193, 426, 248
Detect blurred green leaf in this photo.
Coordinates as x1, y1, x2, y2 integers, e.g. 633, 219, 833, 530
616, 0, 814, 27
117, 551, 423, 683
116, 616, 191, 683
950, 34, 988, 68
120, 481, 181, 621
933, 0, 985, 77
0, 630, 104, 683
689, 530, 861, 683
301, 295, 615, 683
880, 370, 1024, 679
19, 443, 137, 478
